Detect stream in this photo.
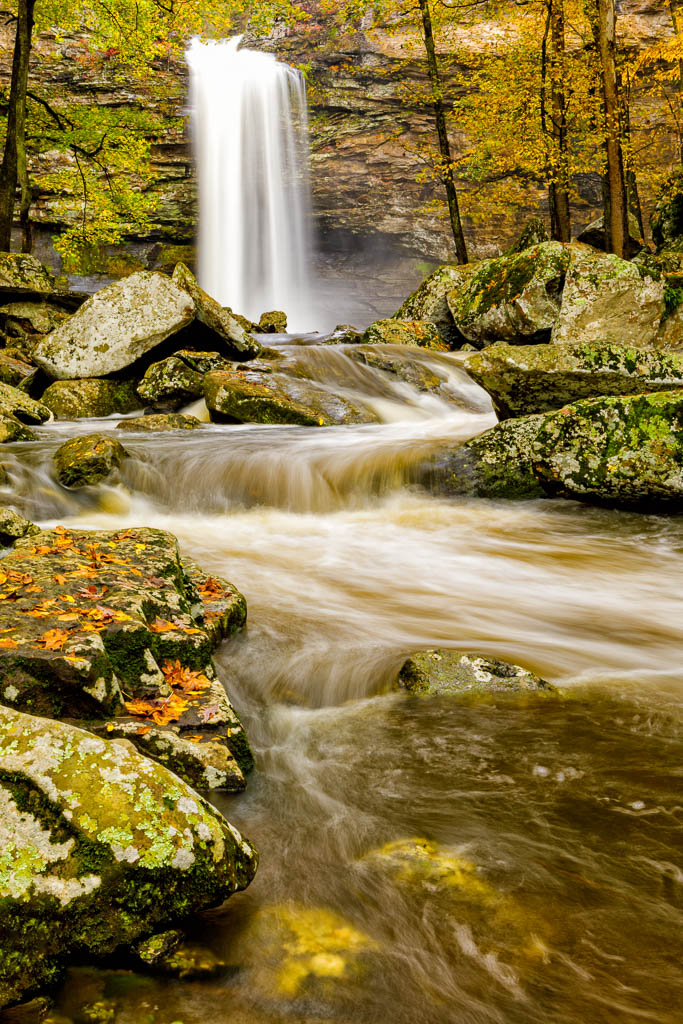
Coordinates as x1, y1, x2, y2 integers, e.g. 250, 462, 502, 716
6, 341, 682, 1024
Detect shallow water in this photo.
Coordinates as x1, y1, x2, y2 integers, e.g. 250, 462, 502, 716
8, 344, 682, 1024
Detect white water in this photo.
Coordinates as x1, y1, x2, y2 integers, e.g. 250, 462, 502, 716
187, 36, 313, 330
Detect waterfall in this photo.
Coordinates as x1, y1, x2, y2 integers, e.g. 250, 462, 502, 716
187, 36, 313, 330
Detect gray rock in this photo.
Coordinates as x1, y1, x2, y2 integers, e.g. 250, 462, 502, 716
464, 341, 683, 419
137, 355, 205, 410
0, 705, 257, 1009
32, 272, 195, 380
0, 253, 54, 291
398, 650, 555, 695
258, 310, 287, 333
172, 262, 261, 359
394, 263, 474, 347
0, 381, 51, 424
0, 507, 39, 546
361, 318, 447, 350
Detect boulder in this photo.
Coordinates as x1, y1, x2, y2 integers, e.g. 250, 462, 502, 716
258, 310, 287, 333
0, 381, 50, 424
133, 929, 225, 978
0, 705, 257, 1010
398, 650, 554, 696
32, 272, 195, 380
551, 246, 665, 348
576, 211, 643, 254
116, 413, 202, 432
0, 415, 36, 443
53, 434, 127, 489
204, 368, 376, 426
447, 241, 571, 347
0, 303, 70, 356
41, 379, 140, 420
0, 352, 36, 391
347, 346, 448, 394
0, 508, 39, 546
532, 391, 683, 510
464, 341, 683, 419
172, 263, 261, 359
393, 263, 473, 347
650, 169, 683, 253
361, 318, 447, 351
0, 253, 54, 291
137, 356, 205, 410
424, 414, 547, 500
506, 216, 549, 254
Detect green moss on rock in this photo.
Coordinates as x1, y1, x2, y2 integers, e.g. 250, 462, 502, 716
53, 434, 127, 489
361, 318, 447, 351
42, 379, 140, 420
398, 650, 555, 696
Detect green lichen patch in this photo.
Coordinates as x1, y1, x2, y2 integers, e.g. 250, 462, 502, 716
393, 262, 474, 348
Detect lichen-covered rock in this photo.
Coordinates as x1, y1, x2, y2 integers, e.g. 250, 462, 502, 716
0, 253, 54, 291
0, 301, 69, 337
424, 414, 546, 500
651, 169, 683, 253
464, 341, 683, 419
0, 508, 39, 546
0, 414, 36, 443
551, 246, 665, 348
506, 217, 549, 254
172, 263, 261, 360
204, 367, 376, 426
41, 380, 140, 420
0, 705, 257, 1009
53, 434, 127, 489
532, 391, 683, 510
0, 352, 36, 391
137, 356, 204, 410
257, 310, 287, 333
0, 527, 253, 775
116, 413, 202, 432
447, 242, 571, 348
361, 318, 447, 351
576, 212, 643, 254
0, 381, 51, 425
398, 650, 554, 696
32, 272, 195, 380
393, 263, 474, 347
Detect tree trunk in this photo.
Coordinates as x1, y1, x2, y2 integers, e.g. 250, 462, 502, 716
550, 0, 571, 241
0, 0, 36, 253
589, 0, 629, 257
417, 0, 468, 263
669, 0, 683, 164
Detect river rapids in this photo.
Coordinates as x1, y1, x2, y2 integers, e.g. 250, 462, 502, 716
6, 339, 682, 1024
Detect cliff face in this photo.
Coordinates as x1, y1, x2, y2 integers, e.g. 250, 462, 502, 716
0, 1, 676, 317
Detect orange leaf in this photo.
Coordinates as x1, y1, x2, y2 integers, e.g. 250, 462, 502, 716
149, 618, 179, 633
0, 637, 18, 649
40, 628, 71, 650
53, 574, 68, 585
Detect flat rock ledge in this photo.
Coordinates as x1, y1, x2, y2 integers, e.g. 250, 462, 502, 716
0, 526, 253, 787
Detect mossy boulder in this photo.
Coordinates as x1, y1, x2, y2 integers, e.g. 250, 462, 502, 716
257, 310, 287, 333
53, 434, 127, 489
0, 415, 36, 443
0, 705, 257, 1009
204, 367, 376, 426
0, 508, 39, 547
32, 272, 195, 381
447, 242, 571, 347
551, 246, 665, 348
136, 356, 204, 411
424, 414, 547, 500
398, 650, 554, 696
464, 340, 683, 419
0, 527, 252, 776
651, 169, 683, 253
116, 413, 202, 432
393, 263, 474, 347
0, 352, 36, 391
0, 381, 50, 425
0, 253, 54, 292
361, 318, 447, 351
532, 391, 683, 510
42, 380, 140, 420
506, 217, 549, 254
172, 263, 261, 360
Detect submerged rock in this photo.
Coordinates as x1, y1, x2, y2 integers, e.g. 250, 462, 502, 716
347, 345, 447, 394
53, 434, 127, 489
447, 242, 571, 347
204, 367, 376, 426
464, 341, 683, 419
258, 310, 287, 333
361, 318, 447, 351
134, 929, 225, 978
398, 650, 554, 695
32, 272, 195, 380
137, 355, 204, 410
393, 263, 473, 347
551, 247, 665, 348
41, 379, 140, 420
172, 263, 261, 359
0, 705, 257, 1010
116, 413, 202, 432
532, 391, 683, 510
0, 507, 39, 546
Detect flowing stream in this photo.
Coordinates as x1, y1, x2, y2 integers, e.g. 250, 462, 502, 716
7, 342, 682, 1023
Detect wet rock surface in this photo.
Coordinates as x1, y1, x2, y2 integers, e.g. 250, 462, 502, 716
53, 435, 127, 489
116, 413, 203, 432
361, 318, 447, 350
136, 355, 205, 410
464, 340, 683, 419
398, 650, 555, 696
41, 380, 140, 420
0, 381, 51, 425
172, 262, 261, 359
0, 508, 40, 547
0, 705, 257, 1009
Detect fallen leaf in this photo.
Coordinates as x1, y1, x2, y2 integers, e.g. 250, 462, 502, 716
0, 637, 18, 649
40, 628, 71, 650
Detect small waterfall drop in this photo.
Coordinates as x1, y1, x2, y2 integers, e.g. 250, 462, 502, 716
187, 36, 313, 329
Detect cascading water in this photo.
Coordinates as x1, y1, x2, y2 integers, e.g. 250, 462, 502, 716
187, 36, 313, 330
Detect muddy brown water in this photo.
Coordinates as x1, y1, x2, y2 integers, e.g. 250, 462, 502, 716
4, 344, 682, 1024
